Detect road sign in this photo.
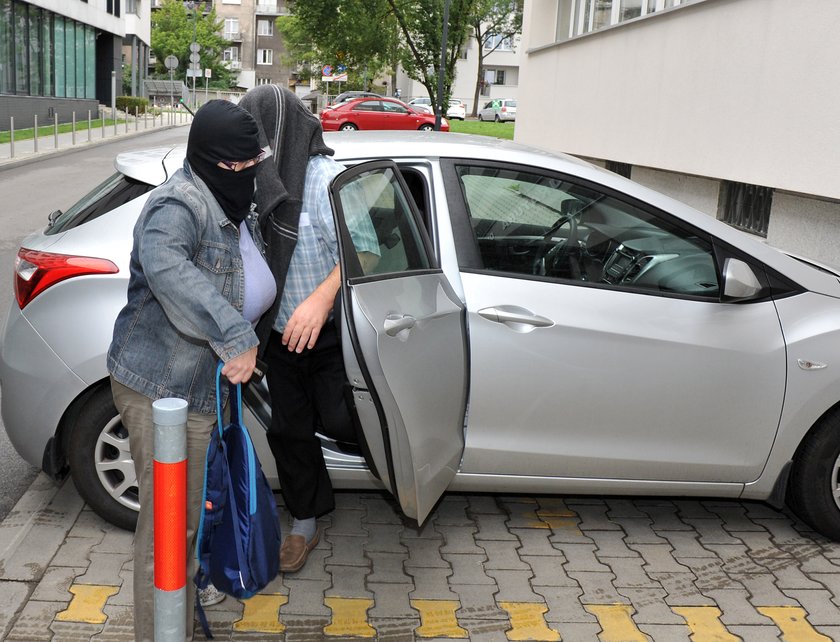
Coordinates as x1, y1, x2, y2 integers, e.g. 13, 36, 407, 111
333, 73, 348, 82
336, 64, 346, 73
190, 42, 201, 53
204, 68, 212, 78
164, 55, 179, 70
190, 52, 200, 64
322, 65, 332, 76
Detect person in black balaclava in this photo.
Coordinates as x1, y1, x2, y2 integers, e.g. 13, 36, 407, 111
107, 99, 277, 642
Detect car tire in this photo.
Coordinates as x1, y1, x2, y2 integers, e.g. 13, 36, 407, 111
495, 115, 501, 123
418, 124, 434, 131
68, 386, 139, 531
340, 123, 358, 131
787, 408, 840, 540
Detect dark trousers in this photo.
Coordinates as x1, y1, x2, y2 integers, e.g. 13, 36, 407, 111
264, 323, 351, 519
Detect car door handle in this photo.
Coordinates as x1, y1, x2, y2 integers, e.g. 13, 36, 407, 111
478, 306, 554, 328
384, 313, 417, 336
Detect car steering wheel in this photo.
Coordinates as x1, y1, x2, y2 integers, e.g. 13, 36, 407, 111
532, 212, 582, 280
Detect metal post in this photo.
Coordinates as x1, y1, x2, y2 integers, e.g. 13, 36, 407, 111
152, 397, 188, 642
54, 114, 59, 148
135, 107, 139, 131
101, 109, 105, 138
72, 112, 76, 145
88, 110, 92, 142
9, 116, 14, 158
33, 115, 38, 153
112, 71, 117, 136
435, 0, 451, 131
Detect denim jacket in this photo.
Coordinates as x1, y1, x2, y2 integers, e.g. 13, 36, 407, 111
108, 162, 265, 414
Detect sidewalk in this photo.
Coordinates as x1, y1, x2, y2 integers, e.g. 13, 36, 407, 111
0, 111, 192, 171
3, 471, 840, 641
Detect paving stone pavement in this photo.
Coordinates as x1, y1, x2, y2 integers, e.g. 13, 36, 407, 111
3, 474, 840, 640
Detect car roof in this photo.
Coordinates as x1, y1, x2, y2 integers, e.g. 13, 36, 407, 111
114, 130, 840, 294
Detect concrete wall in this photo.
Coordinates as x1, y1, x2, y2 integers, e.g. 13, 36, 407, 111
0, 96, 100, 129
518, 0, 840, 201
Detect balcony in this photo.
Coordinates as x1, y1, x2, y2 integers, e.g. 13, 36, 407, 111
256, 3, 278, 13
225, 60, 242, 70
223, 31, 242, 42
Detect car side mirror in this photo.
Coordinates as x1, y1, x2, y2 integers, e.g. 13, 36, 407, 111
722, 258, 763, 302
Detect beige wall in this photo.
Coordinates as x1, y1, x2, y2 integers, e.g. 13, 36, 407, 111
517, 0, 840, 200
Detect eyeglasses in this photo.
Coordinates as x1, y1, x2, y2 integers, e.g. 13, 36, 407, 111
217, 146, 271, 172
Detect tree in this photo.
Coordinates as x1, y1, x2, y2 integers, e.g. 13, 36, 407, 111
150, 0, 236, 88
385, 0, 474, 112
277, 0, 399, 95
468, 0, 523, 117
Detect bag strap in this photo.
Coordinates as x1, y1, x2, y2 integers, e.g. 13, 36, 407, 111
215, 361, 245, 432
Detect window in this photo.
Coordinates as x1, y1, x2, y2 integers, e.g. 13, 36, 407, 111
224, 18, 239, 40
560, 0, 695, 40
485, 33, 513, 51
353, 100, 382, 112
257, 18, 273, 36
126, 0, 138, 14
718, 181, 772, 238
257, 48, 273, 65
382, 101, 408, 114
454, 163, 719, 298
223, 47, 239, 62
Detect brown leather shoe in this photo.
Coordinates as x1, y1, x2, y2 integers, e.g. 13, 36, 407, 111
279, 527, 321, 573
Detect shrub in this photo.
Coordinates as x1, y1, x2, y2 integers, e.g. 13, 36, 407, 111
116, 96, 151, 114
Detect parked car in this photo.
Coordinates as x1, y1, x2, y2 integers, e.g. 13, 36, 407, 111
479, 98, 517, 122
329, 90, 381, 106
6, 131, 840, 542
319, 97, 448, 132
446, 99, 466, 121
407, 97, 435, 114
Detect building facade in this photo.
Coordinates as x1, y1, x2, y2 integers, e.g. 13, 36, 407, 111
396, 30, 523, 114
214, 0, 291, 90
1, 0, 150, 128
517, 0, 840, 265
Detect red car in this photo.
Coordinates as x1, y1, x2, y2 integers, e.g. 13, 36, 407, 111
320, 97, 449, 132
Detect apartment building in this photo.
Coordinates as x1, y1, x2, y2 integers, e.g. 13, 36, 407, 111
1, 0, 150, 128
517, 0, 840, 265
396, 30, 523, 114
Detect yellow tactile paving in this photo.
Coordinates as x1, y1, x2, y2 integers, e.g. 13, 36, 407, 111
757, 606, 831, 641
673, 606, 740, 641
324, 596, 376, 637
233, 593, 288, 633
499, 601, 561, 641
56, 584, 120, 624
412, 599, 468, 638
585, 604, 650, 642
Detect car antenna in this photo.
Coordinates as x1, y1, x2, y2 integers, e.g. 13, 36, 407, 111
179, 99, 196, 116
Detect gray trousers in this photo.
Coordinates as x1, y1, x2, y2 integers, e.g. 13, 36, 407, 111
111, 378, 216, 642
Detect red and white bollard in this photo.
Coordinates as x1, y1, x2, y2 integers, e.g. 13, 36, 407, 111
152, 398, 188, 641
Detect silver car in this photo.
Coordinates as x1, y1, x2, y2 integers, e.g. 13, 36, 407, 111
478, 99, 517, 122
4, 131, 840, 542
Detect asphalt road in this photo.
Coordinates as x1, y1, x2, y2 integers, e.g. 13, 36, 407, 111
0, 126, 189, 521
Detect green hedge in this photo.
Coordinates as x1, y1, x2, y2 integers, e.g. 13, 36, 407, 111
116, 96, 150, 113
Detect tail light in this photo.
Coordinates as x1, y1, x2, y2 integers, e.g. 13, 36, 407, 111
501, 106, 507, 113
15, 248, 119, 309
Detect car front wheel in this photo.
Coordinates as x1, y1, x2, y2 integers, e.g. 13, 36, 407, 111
68, 386, 139, 531
339, 123, 358, 131
787, 407, 840, 540
418, 124, 434, 131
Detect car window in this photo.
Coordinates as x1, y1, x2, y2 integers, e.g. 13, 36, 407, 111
353, 100, 382, 112
336, 167, 430, 277
46, 172, 155, 235
483, 101, 493, 109
454, 164, 720, 298
506, 100, 517, 107
382, 101, 409, 114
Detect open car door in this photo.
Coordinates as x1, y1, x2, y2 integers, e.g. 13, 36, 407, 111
330, 160, 468, 524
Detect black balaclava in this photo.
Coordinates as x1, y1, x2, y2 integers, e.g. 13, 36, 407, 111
186, 100, 262, 224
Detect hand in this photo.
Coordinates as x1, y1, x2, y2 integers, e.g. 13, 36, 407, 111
221, 346, 258, 384
282, 290, 333, 353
